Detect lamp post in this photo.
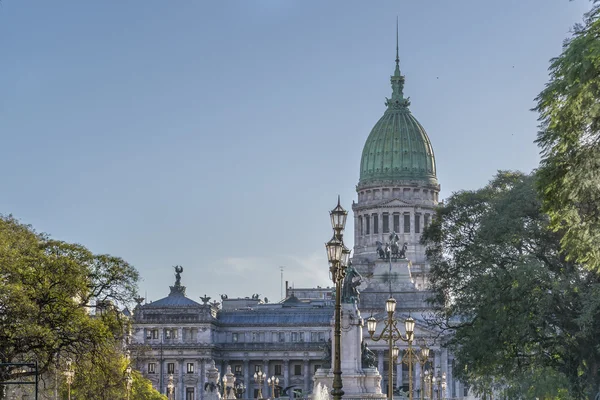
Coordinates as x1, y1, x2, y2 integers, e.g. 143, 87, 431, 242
434, 369, 446, 400
126, 366, 133, 400
235, 382, 246, 399
254, 371, 265, 399
410, 344, 430, 400
417, 346, 430, 400
403, 342, 430, 400
267, 376, 279, 399
63, 358, 74, 400
367, 298, 415, 400
167, 374, 174, 400
325, 196, 350, 400
424, 370, 432, 400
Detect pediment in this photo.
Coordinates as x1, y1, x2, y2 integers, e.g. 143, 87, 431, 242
379, 198, 412, 207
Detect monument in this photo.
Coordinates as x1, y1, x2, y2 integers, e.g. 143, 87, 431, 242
312, 266, 387, 399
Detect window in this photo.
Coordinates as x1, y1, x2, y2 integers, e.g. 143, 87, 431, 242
234, 365, 242, 376
186, 388, 195, 400
311, 332, 318, 342
255, 365, 262, 373
373, 214, 379, 234
393, 214, 400, 233
314, 365, 322, 373
294, 365, 302, 376
291, 332, 298, 342
359, 216, 363, 235
187, 363, 194, 374
252, 332, 258, 342
415, 214, 421, 234
383, 213, 389, 233
318, 332, 325, 342
168, 363, 175, 374
404, 214, 410, 233
146, 330, 152, 339
148, 363, 156, 374
152, 329, 158, 339
274, 364, 282, 376
232, 333, 238, 342
299, 332, 304, 342
278, 332, 285, 342
424, 213, 430, 227
165, 329, 171, 339
365, 215, 370, 234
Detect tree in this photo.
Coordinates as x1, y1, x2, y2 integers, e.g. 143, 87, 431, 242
422, 172, 600, 399
0, 215, 139, 399
534, 1, 600, 271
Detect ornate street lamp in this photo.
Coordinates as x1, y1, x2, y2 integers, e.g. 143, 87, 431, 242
254, 371, 265, 399
223, 374, 229, 400
325, 196, 349, 400
403, 342, 430, 400
424, 370, 433, 400
167, 374, 175, 400
235, 381, 247, 399
126, 365, 133, 400
415, 345, 430, 400
433, 369, 446, 400
367, 298, 415, 400
267, 376, 279, 399
64, 358, 75, 400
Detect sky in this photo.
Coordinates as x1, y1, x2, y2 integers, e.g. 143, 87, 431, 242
0, 0, 592, 305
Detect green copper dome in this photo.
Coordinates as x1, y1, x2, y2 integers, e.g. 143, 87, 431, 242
359, 54, 437, 187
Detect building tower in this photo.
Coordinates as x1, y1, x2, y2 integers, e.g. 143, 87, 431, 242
352, 34, 440, 310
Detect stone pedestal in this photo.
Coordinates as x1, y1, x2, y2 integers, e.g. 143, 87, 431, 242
313, 303, 386, 399
204, 360, 222, 400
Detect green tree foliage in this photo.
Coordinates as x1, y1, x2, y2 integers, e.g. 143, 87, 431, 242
67, 337, 166, 400
534, 1, 600, 270
0, 215, 139, 398
422, 172, 600, 399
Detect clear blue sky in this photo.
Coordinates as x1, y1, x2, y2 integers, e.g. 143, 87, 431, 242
0, 0, 591, 304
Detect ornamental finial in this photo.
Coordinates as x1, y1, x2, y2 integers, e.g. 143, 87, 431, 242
386, 18, 410, 110
395, 16, 400, 71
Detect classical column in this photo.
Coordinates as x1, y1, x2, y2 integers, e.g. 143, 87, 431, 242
441, 349, 449, 399
179, 358, 184, 400
303, 359, 310, 394
244, 360, 250, 400
396, 359, 402, 392
199, 359, 205, 400
283, 359, 290, 389
415, 359, 421, 395
263, 360, 269, 396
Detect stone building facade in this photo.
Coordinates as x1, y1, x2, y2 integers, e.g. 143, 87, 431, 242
131, 48, 472, 399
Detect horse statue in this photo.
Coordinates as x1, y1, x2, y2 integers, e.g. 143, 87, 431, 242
204, 381, 221, 394
398, 242, 408, 259
389, 232, 401, 258
376, 241, 387, 259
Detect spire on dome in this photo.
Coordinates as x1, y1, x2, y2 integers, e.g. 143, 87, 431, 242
394, 17, 401, 76
386, 18, 410, 110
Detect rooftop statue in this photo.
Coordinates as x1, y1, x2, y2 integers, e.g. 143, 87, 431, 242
200, 294, 211, 305
174, 265, 183, 286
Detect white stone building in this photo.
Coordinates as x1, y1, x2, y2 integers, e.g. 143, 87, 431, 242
131, 48, 473, 400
